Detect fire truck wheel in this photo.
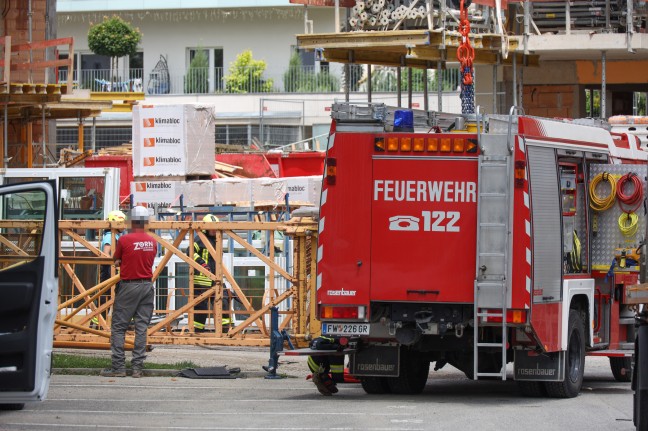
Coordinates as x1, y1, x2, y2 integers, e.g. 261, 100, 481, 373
609, 356, 633, 383
517, 381, 548, 397
360, 376, 391, 394
634, 322, 648, 430
545, 310, 585, 398
386, 349, 430, 395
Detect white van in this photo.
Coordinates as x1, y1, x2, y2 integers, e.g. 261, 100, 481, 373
0, 181, 58, 410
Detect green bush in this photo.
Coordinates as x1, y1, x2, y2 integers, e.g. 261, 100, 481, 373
224, 50, 274, 93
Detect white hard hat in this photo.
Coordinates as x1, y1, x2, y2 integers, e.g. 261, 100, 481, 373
130, 205, 151, 222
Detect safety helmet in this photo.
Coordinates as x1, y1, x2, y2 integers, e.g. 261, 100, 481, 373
129, 205, 151, 222
202, 214, 220, 223
107, 210, 126, 222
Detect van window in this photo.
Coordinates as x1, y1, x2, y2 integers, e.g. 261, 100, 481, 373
0, 189, 46, 271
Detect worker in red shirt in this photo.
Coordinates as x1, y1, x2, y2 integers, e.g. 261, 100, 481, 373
101, 206, 157, 378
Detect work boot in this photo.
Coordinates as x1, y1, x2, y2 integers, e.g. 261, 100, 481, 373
131, 369, 143, 378
100, 369, 126, 377
312, 373, 337, 396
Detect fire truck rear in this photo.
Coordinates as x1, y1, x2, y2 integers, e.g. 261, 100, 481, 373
317, 102, 648, 398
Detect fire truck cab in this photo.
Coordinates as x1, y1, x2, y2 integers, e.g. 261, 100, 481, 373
317, 102, 648, 398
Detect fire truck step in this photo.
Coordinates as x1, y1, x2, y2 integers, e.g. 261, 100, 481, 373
619, 318, 635, 325
477, 282, 506, 288
477, 342, 504, 348
476, 372, 506, 378
619, 342, 634, 350
478, 252, 506, 257
477, 312, 504, 317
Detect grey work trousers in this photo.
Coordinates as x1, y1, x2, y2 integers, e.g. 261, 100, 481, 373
110, 281, 154, 371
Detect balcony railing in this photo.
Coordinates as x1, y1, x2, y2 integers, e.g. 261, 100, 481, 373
59, 66, 462, 96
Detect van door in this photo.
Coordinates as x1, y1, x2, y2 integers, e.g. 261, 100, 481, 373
0, 180, 58, 409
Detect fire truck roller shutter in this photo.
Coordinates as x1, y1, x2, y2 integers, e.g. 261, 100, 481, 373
526, 145, 562, 304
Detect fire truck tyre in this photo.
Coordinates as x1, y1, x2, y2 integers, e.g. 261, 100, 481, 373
635, 324, 648, 431
609, 356, 633, 383
636, 365, 648, 431
544, 310, 585, 398
517, 381, 548, 397
360, 376, 392, 394
387, 350, 430, 395
0, 403, 25, 411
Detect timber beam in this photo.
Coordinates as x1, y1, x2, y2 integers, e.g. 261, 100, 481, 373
297, 29, 536, 67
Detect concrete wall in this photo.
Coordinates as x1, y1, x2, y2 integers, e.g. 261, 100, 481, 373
56, 7, 338, 86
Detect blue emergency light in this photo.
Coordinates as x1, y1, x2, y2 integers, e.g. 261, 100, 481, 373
394, 110, 414, 132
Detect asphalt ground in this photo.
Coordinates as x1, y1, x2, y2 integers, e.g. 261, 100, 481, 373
0, 348, 636, 431
52, 345, 307, 378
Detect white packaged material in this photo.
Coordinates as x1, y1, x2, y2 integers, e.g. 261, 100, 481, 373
285, 176, 321, 204
179, 180, 216, 207
133, 104, 216, 177
213, 178, 254, 205
131, 179, 180, 209
251, 178, 287, 204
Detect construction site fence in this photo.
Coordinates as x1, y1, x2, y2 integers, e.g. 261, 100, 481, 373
1, 218, 320, 350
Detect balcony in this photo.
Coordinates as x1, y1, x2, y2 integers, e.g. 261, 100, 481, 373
58, 65, 462, 96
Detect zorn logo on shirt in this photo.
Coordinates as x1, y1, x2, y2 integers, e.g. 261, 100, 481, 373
133, 241, 155, 251
143, 138, 155, 147
143, 118, 154, 128
135, 182, 147, 192
143, 157, 155, 167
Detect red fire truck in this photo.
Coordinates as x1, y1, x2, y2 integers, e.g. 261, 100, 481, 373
316, 102, 648, 399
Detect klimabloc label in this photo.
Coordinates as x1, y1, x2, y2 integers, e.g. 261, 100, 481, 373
138, 105, 185, 176
131, 181, 178, 209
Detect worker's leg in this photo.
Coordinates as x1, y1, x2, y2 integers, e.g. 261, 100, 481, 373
131, 282, 154, 371
330, 355, 345, 384
308, 355, 338, 396
110, 283, 139, 372
193, 284, 210, 330
222, 288, 232, 329
308, 355, 328, 373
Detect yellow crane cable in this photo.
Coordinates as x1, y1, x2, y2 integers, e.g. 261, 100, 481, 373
589, 172, 617, 211
618, 211, 639, 237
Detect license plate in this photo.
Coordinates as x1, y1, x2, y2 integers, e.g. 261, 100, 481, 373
322, 323, 370, 336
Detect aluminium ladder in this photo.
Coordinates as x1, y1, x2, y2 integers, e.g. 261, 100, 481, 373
473, 132, 514, 380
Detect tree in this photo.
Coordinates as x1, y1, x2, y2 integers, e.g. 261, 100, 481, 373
185, 49, 209, 94
88, 16, 142, 90
224, 50, 274, 93
283, 52, 302, 93
283, 52, 339, 93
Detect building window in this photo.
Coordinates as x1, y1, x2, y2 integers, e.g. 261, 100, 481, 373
187, 48, 224, 93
